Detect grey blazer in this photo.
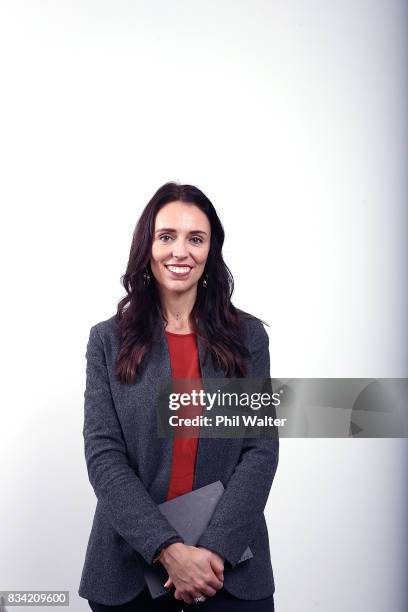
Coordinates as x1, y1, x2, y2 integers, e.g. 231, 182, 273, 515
78, 311, 279, 605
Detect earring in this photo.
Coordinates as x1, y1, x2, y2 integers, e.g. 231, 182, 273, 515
143, 268, 151, 287
202, 274, 208, 289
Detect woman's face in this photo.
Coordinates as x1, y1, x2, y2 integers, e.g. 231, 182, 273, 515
150, 200, 211, 294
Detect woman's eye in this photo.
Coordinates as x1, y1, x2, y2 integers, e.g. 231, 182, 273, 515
159, 235, 203, 244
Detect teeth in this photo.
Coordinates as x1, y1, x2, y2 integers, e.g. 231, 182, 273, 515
167, 266, 191, 274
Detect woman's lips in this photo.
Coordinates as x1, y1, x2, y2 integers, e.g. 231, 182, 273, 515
164, 264, 192, 278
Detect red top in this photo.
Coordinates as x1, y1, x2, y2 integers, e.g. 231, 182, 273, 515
165, 330, 203, 501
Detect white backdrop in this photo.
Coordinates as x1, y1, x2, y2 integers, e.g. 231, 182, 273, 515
0, 1, 406, 611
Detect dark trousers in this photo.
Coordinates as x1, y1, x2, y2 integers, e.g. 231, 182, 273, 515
88, 587, 274, 611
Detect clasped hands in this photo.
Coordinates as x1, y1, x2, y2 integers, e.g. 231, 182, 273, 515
159, 543, 225, 605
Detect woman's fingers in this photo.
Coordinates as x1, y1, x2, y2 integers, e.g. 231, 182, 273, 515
209, 554, 225, 576
197, 583, 217, 597
165, 547, 224, 602
163, 577, 174, 589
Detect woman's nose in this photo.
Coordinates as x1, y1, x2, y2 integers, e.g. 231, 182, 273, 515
172, 239, 189, 258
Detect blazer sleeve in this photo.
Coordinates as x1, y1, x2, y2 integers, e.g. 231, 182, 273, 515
196, 319, 279, 567
83, 324, 184, 565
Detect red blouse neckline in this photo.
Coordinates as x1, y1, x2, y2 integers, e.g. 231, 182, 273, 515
165, 330, 196, 337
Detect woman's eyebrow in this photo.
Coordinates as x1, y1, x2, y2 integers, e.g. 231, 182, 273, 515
155, 227, 208, 236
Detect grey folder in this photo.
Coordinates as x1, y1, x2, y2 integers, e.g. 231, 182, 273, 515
142, 480, 253, 599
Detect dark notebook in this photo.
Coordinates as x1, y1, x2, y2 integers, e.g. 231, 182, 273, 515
141, 480, 253, 598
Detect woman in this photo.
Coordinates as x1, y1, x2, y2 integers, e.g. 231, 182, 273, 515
78, 182, 279, 611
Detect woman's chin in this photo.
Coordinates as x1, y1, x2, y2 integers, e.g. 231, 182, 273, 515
160, 279, 197, 294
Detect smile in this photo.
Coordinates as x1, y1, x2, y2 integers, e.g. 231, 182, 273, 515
165, 265, 192, 277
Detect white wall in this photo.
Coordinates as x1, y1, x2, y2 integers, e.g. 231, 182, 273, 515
0, 1, 406, 611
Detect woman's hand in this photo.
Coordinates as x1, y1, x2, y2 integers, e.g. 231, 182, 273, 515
160, 543, 224, 604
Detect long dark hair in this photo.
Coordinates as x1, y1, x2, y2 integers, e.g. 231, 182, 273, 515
115, 182, 259, 383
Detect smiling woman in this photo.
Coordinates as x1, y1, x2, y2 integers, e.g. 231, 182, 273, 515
151, 201, 211, 291
79, 182, 278, 612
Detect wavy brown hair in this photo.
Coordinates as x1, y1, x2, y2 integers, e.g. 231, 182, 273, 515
115, 182, 263, 383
